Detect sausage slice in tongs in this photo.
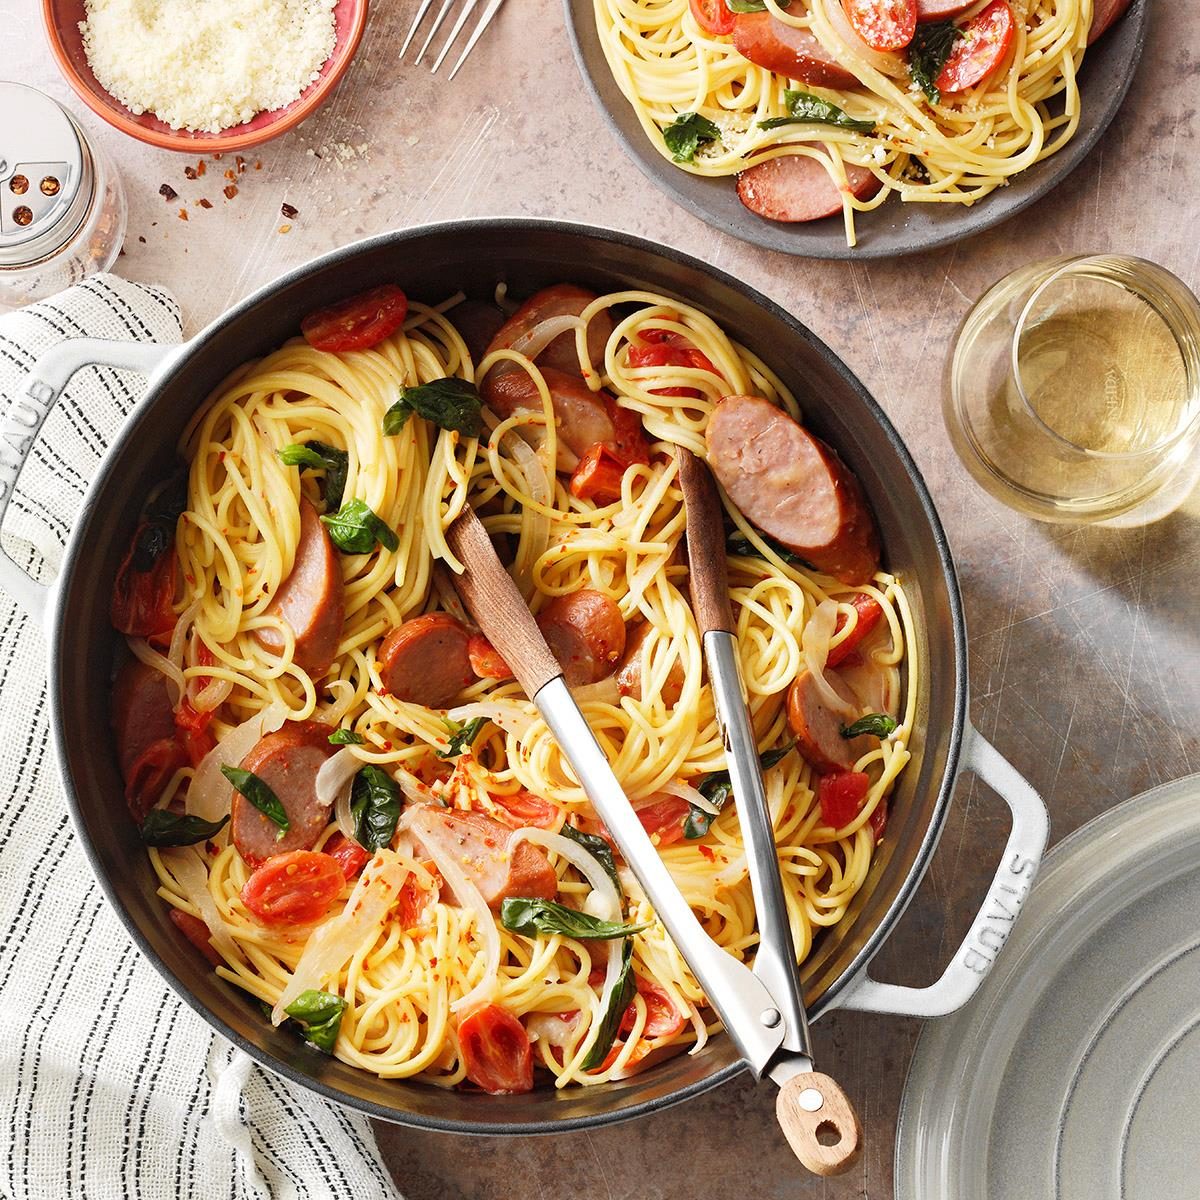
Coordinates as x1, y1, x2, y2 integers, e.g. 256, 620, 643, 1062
445, 506, 861, 1177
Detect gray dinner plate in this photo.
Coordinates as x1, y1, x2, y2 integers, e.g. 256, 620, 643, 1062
895, 774, 1200, 1199
563, 0, 1149, 259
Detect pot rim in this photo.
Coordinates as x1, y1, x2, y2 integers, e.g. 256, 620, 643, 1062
48, 217, 967, 1133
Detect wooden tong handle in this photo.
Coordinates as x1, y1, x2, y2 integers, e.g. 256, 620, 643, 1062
444, 507, 562, 697
675, 447, 734, 635
776, 1072, 863, 1176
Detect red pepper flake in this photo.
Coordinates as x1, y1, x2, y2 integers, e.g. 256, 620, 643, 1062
197, 160, 207, 176
177, 208, 188, 221
183, 165, 197, 180
280, 201, 298, 219
430, 957, 438, 967
697, 844, 716, 862
197, 197, 212, 209
223, 184, 238, 200
158, 183, 178, 201
254, 160, 262, 170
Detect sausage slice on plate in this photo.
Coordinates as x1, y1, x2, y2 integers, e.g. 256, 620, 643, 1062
915, 0, 975, 19
485, 284, 613, 380
1089, 0, 1132, 43
705, 394, 880, 585
536, 590, 626, 687
407, 807, 557, 910
787, 670, 871, 772
255, 497, 345, 676
616, 621, 685, 707
737, 152, 881, 224
378, 613, 475, 708
731, 13, 860, 88
112, 658, 176, 780
230, 720, 337, 867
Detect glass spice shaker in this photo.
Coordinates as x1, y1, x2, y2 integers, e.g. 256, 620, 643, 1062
0, 81, 127, 310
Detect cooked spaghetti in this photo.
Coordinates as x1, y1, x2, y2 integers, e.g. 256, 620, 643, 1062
595, 0, 1097, 245
112, 283, 915, 1090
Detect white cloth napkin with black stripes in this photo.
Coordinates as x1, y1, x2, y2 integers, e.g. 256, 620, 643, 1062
0, 275, 400, 1200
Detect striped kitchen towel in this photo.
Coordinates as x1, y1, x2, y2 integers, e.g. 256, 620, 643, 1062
0, 275, 399, 1200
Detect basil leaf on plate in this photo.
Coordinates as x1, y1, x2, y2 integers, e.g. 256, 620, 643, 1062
684, 743, 794, 839
328, 728, 365, 745
350, 764, 402, 853
500, 898, 648, 941
725, 0, 790, 11
841, 713, 898, 739
140, 810, 230, 847
759, 90, 876, 133
908, 19, 962, 104
277, 441, 350, 510
725, 529, 814, 571
284, 989, 347, 1053
133, 470, 189, 571
383, 378, 483, 438
320, 498, 398, 555
560, 823, 622, 897
581, 939, 637, 1071
663, 112, 722, 163
436, 715, 489, 760
220, 765, 289, 836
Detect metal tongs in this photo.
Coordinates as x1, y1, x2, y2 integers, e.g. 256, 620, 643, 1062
446, 502, 861, 1176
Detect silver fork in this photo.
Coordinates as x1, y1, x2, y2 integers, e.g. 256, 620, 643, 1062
401, 0, 506, 79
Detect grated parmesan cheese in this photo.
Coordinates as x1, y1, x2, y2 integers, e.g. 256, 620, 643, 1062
79, 0, 337, 134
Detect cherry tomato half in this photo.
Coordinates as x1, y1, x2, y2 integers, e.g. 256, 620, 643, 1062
324, 831, 370, 880
125, 738, 189, 822
690, 0, 735, 35
843, 0, 916, 52
627, 330, 721, 400
826, 593, 884, 669
240, 851, 346, 927
457, 1003, 534, 1094
620, 976, 686, 1040
467, 633, 514, 681
637, 794, 692, 847
490, 788, 562, 830
300, 285, 410, 352
818, 770, 872, 830
111, 530, 178, 640
935, 0, 1015, 95
569, 443, 630, 505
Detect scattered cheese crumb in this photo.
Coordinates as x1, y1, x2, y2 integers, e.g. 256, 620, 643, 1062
79, 0, 337, 133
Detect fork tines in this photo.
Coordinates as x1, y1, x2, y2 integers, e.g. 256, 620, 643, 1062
401, 0, 505, 80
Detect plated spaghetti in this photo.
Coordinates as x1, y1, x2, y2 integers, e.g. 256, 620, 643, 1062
594, 0, 1128, 245
109, 281, 915, 1092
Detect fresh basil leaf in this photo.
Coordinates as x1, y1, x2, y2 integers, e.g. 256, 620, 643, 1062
278, 441, 349, 510
133, 471, 189, 571
320, 498, 398, 555
662, 112, 722, 163
284, 989, 346, 1054
725, 0, 790, 11
328, 728, 365, 745
383, 377, 483, 438
146, 471, 189, 527
908, 19, 962, 104
560, 823, 622, 898
436, 716, 488, 760
140, 810, 230, 847
581, 938, 636, 1071
725, 529, 815, 572
221, 765, 289, 835
684, 744, 794, 839
350, 764, 402, 853
500, 898, 648, 941
841, 713, 898, 739
759, 90, 876, 133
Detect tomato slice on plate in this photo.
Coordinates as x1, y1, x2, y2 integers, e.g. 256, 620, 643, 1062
826, 592, 884, 669
935, 0, 1015, 94
843, 0, 916, 51
300, 284, 410, 352
125, 737, 189, 822
620, 977, 687, 1040
111, 531, 178, 640
818, 770, 872, 829
323, 831, 371, 880
690, 0, 735, 35
490, 788, 562, 830
457, 1003, 534, 1094
569, 443, 630, 504
467, 633, 514, 681
240, 850, 346, 927
627, 330, 720, 400
637, 794, 691, 847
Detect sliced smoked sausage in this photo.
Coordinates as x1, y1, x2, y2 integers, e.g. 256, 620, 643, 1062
536, 590, 626, 687
256, 497, 345, 677
732, 13, 860, 88
737, 151, 881, 223
485, 284, 613, 380
407, 807, 558, 910
615, 621, 685, 707
916, 0, 975, 19
1089, 0, 1132, 43
230, 720, 337, 867
112, 658, 176, 780
787, 670, 870, 772
378, 613, 474, 708
705, 394, 880, 585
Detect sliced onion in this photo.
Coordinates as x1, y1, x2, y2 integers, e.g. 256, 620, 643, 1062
186, 703, 289, 822
191, 676, 232, 715
526, 1011, 579, 1051
393, 765, 443, 809
128, 637, 185, 709
659, 777, 718, 816
316, 747, 362, 839
167, 598, 202, 699
570, 677, 621, 707
166, 845, 242, 964
271, 850, 411, 1024
446, 702, 535, 738
686, 1003, 710, 1056
401, 808, 501, 1013
507, 314, 584, 365
492, 412, 552, 599
802, 600, 859, 721
316, 679, 357, 726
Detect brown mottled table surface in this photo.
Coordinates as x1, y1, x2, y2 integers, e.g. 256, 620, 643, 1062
10, 0, 1198, 1194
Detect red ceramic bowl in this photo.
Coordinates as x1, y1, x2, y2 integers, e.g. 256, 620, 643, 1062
42, 0, 368, 152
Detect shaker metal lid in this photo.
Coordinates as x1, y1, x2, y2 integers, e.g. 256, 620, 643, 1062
0, 82, 94, 268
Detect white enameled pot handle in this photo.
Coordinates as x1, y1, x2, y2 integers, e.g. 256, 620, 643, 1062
0, 337, 180, 624
835, 725, 1049, 1018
